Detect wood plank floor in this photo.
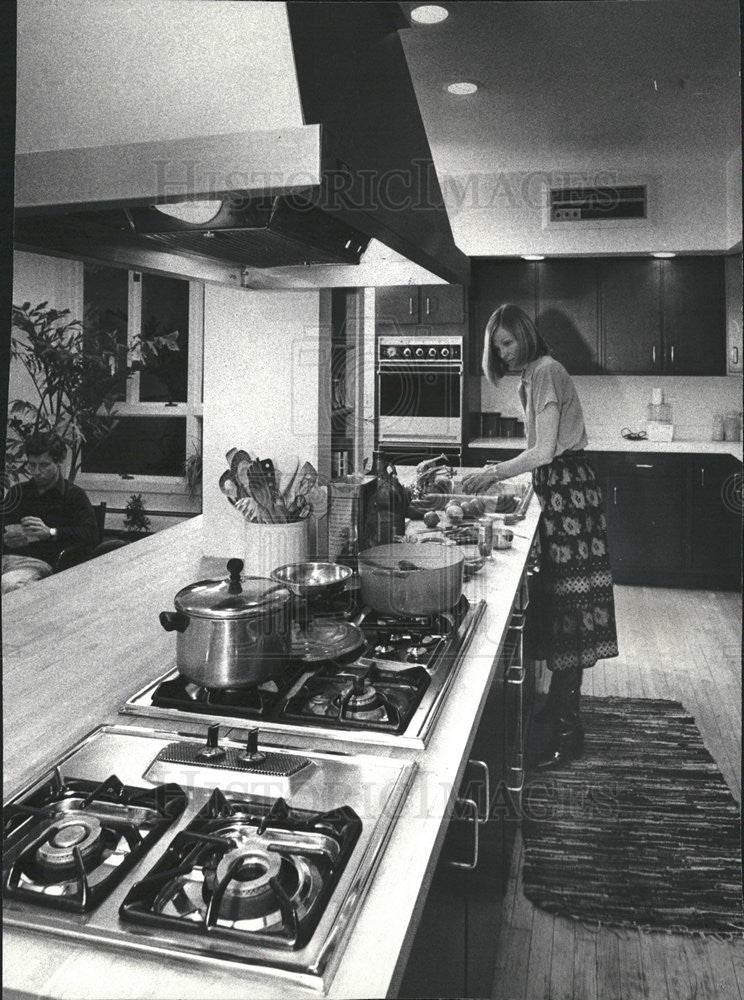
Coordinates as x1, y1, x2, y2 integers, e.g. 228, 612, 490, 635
491, 584, 743, 1000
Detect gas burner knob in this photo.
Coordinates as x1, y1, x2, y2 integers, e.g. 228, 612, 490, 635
441, 347, 451, 357
407, 646, 429, 661
238, 728, 266, 764
421, 635, 437, 646
402, 347, 412, 358
428, 347, 438, 358
415, 347, 424, 358
385, 346, 397, 358
196, 724, 226, 762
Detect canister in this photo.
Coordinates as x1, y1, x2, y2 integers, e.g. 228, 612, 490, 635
723, 413, 741, 442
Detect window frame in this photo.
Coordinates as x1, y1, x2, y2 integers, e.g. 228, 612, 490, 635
76, 270, 203, 497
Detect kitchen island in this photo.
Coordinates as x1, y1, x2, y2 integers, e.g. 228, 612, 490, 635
2, 476, 541, 999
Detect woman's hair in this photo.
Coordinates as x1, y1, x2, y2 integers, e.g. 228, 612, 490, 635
24, 431, 67, 463
481, 304, 550, 383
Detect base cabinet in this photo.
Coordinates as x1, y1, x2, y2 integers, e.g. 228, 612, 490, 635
399, 591, 535, 999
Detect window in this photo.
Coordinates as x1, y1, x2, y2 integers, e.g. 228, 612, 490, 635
78, 264, 203, 493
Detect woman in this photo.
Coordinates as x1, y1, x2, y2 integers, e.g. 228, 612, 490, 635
462, 305, 619, 769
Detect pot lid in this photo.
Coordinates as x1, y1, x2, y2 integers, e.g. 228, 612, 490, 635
174, 559, 291, 619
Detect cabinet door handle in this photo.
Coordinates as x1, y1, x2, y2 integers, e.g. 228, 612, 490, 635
670, 344, 675, 366
446, 798, 479, 871
613, 485, 618, 505
425, 296, 431, 316
635, 463, 654, 469
506, 756, 525, 794
468, 759, 490, 824
700, 467, 705, 488
652, 344, 657, 366
408, 295, 414, 316
733, 347, 740, 366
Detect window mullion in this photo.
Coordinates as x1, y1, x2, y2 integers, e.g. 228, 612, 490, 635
127, 271, 142, 403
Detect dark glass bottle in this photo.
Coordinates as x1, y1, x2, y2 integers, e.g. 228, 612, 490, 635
363, 451, 407, 547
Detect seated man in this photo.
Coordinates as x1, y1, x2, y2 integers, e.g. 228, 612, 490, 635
2, 432, 99, 593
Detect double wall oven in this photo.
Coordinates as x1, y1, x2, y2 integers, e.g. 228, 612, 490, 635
377, 335, 463, 465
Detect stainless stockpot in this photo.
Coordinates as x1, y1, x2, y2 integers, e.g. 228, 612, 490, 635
159, 558, 293, 689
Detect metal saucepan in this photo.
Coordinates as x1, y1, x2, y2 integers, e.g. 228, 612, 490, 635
357, 543, 464, 616
159, 558, 293, 689
270, 561, 352, 599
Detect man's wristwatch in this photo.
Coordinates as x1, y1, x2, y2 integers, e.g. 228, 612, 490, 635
49, 527, 58, 539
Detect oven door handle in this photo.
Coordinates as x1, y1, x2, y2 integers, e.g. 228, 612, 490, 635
445, 797, 479, 871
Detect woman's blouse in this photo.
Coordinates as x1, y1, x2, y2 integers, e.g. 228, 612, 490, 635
518, 355, 588, 455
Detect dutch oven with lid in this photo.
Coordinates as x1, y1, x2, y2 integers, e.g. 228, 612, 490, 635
159, 558, 293, 689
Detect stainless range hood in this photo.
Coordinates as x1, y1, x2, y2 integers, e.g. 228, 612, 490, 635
14, 3, 469, 287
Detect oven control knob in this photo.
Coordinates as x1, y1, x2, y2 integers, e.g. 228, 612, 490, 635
385, 346, 397, 358
403, 347, 412, 358
441, 347, 451, 358
196, 723, 226, 762
415, 347, 424, 358
428, 348, 437, 358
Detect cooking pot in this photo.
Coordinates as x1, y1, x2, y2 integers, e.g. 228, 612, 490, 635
357, 543, 464, 617
159, 558, 293, 689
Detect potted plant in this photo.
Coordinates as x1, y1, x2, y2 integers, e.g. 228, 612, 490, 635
183, 441, 203, 503
123, 493, 152, 539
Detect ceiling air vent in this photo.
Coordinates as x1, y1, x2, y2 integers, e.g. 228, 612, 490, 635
549, 185, 647, 222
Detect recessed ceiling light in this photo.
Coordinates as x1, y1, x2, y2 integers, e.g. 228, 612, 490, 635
446, 81, 478, 95
651, 251, 676, 258
522, 254, 545, 261
411, 5, 449, 24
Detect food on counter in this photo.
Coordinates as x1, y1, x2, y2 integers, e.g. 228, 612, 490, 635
423, 510, 441, 528
462, 498, 486, 518
415, 454, 454, 494
445, 503, 464, 523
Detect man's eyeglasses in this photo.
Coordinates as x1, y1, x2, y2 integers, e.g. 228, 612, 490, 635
26, 461, 57, 472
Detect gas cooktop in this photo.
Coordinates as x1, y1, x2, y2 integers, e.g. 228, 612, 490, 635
123, 598, 486, 749
2, 724, 415, 992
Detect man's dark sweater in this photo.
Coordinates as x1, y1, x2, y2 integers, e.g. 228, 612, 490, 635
4, 478, 99, 565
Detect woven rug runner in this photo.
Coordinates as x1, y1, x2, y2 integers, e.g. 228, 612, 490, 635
522, 696, 744, 936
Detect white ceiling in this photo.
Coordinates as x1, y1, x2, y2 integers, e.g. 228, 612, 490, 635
399, 0, 741, 174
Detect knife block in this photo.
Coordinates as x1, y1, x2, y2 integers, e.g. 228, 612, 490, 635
244, 519, 308, 579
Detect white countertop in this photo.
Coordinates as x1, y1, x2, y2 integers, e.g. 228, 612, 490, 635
2, 484, 542, 1000
468, 436, 743, 461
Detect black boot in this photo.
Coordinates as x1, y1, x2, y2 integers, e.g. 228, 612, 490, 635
533, 670, 560, 723
534, 667, 584, 770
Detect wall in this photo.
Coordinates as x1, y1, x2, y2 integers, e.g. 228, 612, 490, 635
16, 0, 302, 153
444, 162, 731, 257
479, 374, 742, 443
202, 286, 323, 558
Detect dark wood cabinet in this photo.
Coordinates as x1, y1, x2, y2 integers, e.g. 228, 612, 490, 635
470, 260, 537, 375
376, 284, 464, 329
536, 259, 600, 373
593, 451, 740, 588
661, 257, 726, 375
600, 259, 662, 373
469, 257, 727, 377
688, 456, 742, 584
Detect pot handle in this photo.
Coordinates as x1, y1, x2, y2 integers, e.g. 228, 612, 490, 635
159, 611, 190, 633
226, 558, 244, 594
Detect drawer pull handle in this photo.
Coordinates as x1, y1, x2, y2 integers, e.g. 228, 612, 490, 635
446, 798, 479, 871
613, 485, 618, 505
506, 765, 525, 795
700, 467, 705, 488
468, 759, 490, 825
635, 463, 654, 469
425, 296, 431, 316
507, 665, 525, 687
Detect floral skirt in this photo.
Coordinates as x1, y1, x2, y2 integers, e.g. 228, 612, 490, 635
527, 451, 619, 671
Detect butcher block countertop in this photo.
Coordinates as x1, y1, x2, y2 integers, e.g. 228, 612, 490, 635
2, 479, 541, 1000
